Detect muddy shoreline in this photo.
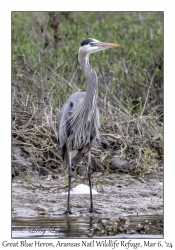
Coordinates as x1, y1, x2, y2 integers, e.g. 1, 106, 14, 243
12, 168, 163, 223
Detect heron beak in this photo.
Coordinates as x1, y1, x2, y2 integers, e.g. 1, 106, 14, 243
99, 42, 120, 49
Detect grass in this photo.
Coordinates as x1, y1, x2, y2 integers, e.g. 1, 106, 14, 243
12, 11, 163, 174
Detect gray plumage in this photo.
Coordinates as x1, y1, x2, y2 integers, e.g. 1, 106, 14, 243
57, 38, 120, 215
58, 90, 100, 165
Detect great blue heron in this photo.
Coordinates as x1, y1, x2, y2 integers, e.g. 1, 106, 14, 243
58, 38, 120, 215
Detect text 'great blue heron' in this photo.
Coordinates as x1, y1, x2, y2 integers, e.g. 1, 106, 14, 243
58, 38, 120, 215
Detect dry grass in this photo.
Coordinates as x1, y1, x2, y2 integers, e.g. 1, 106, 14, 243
12, 73, 163, 175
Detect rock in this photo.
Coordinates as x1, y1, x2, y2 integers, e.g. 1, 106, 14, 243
39, 166, 49, 176
12, 146, 36, 177
12, 167, 20, 177
111, 155, 136, 173
101, 219, 108, 226
93, 217, 127, 236
52, 174, 58, 179
12, 159, 26, 173
92, 157, 102, 172
78, 166, 86, 176
100, 139, 111, 149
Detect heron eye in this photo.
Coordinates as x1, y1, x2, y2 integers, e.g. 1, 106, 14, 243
89, 42, 92, 46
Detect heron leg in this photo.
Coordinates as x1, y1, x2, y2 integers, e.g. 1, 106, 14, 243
63, 143, 72, 216
88, 151, 93, 212
88, 150, 101, 214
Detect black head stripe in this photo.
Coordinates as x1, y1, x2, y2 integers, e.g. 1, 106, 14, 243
81, 38, 94, 46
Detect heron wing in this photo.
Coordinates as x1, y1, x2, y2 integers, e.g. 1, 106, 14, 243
58, 92, 86, 161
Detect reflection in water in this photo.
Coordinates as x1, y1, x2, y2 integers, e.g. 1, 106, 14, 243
12, 214, 163, 238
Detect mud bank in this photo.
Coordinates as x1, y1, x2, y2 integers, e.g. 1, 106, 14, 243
12, 170, 163, 217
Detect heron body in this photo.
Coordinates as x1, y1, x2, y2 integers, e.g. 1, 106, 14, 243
58, 38, 120, 215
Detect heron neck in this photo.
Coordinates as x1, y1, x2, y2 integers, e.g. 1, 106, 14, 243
79, 55, 98, 100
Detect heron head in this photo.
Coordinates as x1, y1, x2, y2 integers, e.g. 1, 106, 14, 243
79, 38, 120, 56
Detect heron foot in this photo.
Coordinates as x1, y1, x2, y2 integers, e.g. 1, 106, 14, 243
63, 209, 72, 216
89, 208, 101, 214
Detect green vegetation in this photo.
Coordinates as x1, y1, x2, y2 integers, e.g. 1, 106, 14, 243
25, 172, 32, 183
12, 12, 163, 173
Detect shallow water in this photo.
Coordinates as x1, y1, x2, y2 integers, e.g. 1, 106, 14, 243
12, 214, 163, 238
